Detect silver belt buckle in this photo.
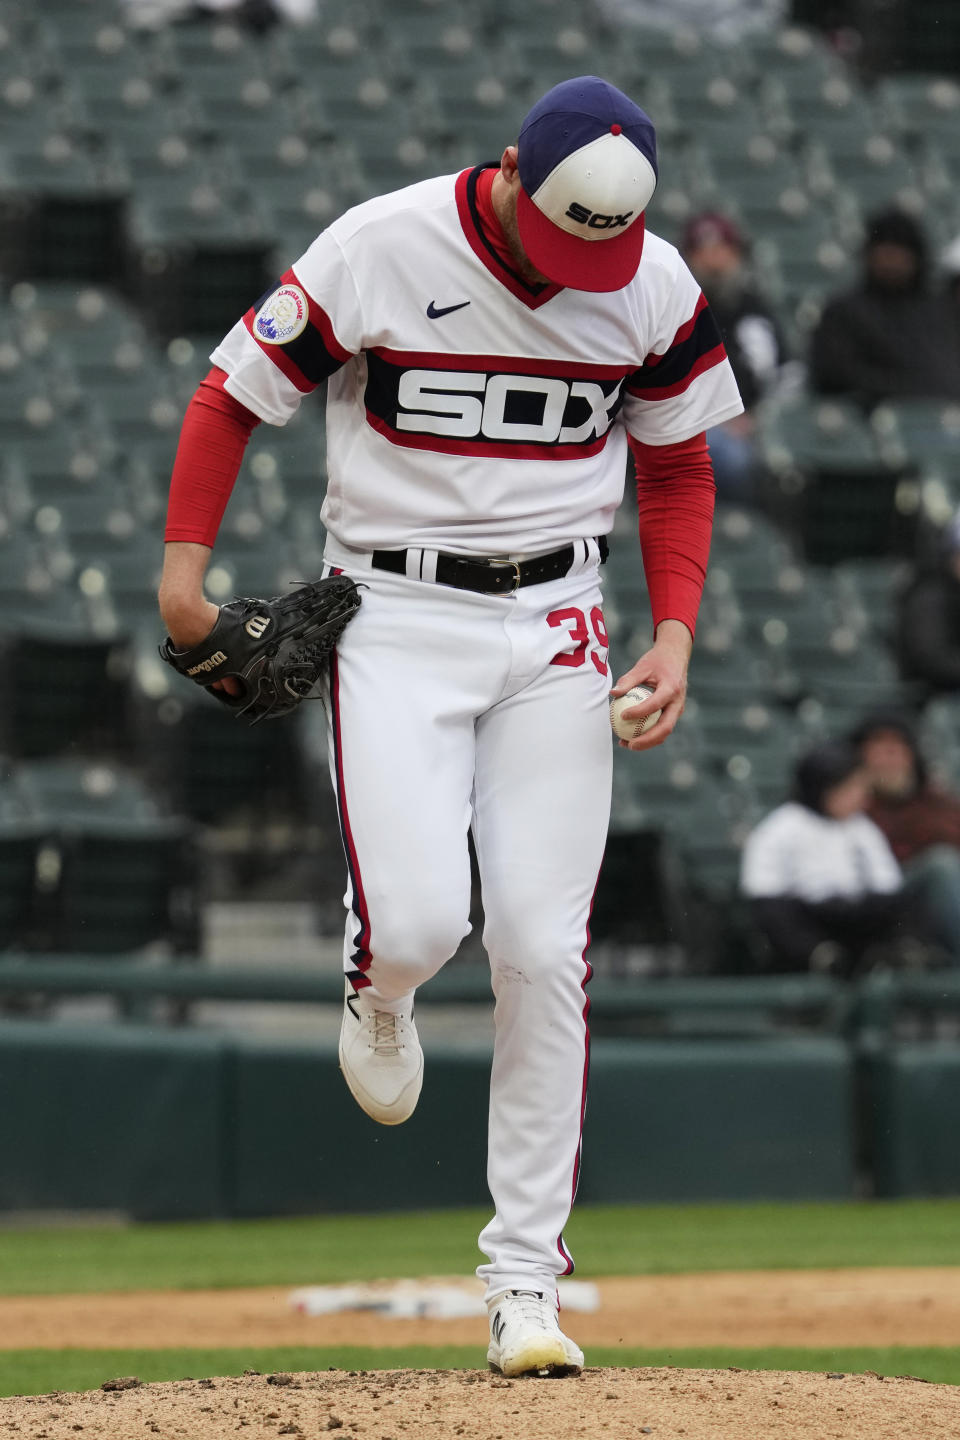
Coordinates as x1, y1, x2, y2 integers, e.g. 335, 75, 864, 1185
484, 556, 522, 594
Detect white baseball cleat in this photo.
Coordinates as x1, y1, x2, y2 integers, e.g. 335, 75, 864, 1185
486, 1289, 585, 1378
338, 982, 423, 1125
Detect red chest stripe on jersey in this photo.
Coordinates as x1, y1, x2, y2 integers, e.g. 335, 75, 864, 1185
626, 298, 726, 402
242, 268, 352, 393
365, 411, 611, 461
363, 350, 624, 460
369, 346, 631, 381
456, 167, 564, 311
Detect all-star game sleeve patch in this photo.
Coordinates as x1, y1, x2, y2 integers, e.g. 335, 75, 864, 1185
253, 284, 310, 345
241, 268, 353, 394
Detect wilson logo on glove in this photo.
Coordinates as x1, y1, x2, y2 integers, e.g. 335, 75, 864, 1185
160, 576, 361, 723
186, 650, 228, 677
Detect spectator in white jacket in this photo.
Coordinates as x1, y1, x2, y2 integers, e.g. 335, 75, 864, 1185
740, 740, 912, 974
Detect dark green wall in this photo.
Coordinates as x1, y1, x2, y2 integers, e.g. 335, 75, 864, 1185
0, 1023, 867, 1218
862, 1043, 960, 1198
0, 1022, 227, 1219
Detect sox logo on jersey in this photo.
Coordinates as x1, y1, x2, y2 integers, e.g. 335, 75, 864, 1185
385, 367, 622, 445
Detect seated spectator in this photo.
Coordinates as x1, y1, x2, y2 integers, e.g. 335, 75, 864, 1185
851, 711, 960, 963
897, 512, 960, 694
680, 211, 790, 501
810, 207, 960, 410
740, 740, 921, 975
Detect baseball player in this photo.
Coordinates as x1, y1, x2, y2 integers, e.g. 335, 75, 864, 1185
158, 76, 743, 1377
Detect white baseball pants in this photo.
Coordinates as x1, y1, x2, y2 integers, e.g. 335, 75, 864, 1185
322, 545, 612, 1299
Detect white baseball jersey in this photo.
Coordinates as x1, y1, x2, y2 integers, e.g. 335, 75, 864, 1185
211, 166, 743, 556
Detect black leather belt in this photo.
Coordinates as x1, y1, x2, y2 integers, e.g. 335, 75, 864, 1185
371, 537, 608, 595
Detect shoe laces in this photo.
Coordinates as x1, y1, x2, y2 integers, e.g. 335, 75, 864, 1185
504, 1290, 556, 1332
371, 1009, 402, 1057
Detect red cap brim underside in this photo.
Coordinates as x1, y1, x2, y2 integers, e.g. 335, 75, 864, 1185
516, 186, 646, 293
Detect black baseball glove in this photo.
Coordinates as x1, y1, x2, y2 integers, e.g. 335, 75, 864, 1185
160, 575, 361, 723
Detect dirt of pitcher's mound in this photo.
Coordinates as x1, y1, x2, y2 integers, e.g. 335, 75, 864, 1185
3, 1366, 960, 1440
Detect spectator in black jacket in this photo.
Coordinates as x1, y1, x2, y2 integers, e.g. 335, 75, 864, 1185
810, 207, 960, 410
898, 511, 960, 694
680, 211, 789, 501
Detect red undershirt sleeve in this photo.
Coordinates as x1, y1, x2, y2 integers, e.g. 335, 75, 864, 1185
164, 367, 260, 547
629, 430, 715, 638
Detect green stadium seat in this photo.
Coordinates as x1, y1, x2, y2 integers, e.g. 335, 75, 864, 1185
243, 418, 327, 521
12, 759, 196, 954
0, 536, 62, 603
157, 685, 309, 826
207, 112, 339, 187
164, 16, 262, 72
832, 556, 914, 645
774, 75, 876, 138
129, 191, 273, 336
688, 627, 784, 702
30, 483, 137, 546
758, 395, 881, 477
0, 373, 66, 439
398, 16, 489, 70
273, 17, 405, 85
871, 399, 960, 481
814, 141, 927, 215
919, 699, 960, 791
203, 533, 301, 602
740, 24, 839, 80
508, 29, 622, 94
8, 280, 146, 349
0, 80, 90, 149
672, 76, 761, 140
0, 815, 43, 950
879, 74, 960, 160
13, 759, 160, 826
0, 609, 129, 759
420, 68, 528, 162
67, 530, 164, 601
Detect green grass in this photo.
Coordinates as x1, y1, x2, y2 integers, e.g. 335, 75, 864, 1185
0, 1346, 958, 1398
3, 1199, 960, 1297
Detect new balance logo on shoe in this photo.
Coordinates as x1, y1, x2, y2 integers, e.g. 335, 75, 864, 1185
426, 299, 471, 319
491, 1311, 505, 1344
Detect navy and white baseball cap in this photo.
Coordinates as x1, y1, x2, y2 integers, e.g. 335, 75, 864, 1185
516, 76, 658, 293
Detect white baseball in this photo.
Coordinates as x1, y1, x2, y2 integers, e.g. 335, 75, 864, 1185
609, 684, 662, 740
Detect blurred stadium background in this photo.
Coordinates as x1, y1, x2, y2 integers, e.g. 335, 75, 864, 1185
1, 0, 960, 1222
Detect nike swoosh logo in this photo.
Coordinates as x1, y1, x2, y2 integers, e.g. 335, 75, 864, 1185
426, 299, 471, 319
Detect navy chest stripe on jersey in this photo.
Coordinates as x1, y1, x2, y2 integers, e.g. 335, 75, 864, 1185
364, 351, 624, 460
243, 268, 352, 394
626, 296, 726, 402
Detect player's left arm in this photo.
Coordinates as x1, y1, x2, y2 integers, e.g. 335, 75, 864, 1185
612, 256, 744, 750
609, 431, 713, 750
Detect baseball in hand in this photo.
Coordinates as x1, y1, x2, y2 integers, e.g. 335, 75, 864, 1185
609, 684, 662, 740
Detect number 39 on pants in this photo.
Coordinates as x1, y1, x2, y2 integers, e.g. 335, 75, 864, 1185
547, 606, 609, 675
